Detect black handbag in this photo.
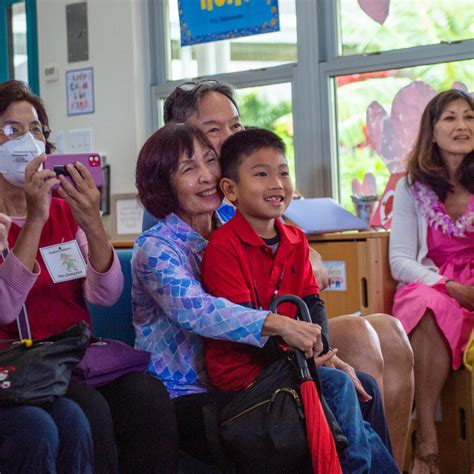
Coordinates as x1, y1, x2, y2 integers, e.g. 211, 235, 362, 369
217, 355, 313, 474
203, 295, 348, 474
0, 320, 91, 406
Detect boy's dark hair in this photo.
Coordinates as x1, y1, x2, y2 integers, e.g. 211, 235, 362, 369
220, 128, 286, 182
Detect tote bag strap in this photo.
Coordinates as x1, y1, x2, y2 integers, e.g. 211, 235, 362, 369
1, 247, 32, 341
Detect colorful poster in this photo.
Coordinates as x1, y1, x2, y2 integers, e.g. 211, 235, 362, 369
323, 261, 347, 292
66, 68, 94, 116
178, 0, 280, 46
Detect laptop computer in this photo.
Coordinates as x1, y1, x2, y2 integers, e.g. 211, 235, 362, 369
283, 198, 369, 234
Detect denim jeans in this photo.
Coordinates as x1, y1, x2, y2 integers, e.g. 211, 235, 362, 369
319, 366, 399, 474
356, 371, 392, 454
0, 397, 93, 474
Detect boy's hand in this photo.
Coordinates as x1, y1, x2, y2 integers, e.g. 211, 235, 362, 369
263, 313, 322, 359
0, 213, 12, 252
314, 347, 337, 367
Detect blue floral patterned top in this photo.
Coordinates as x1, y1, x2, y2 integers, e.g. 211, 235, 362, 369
131, 213, 269, 398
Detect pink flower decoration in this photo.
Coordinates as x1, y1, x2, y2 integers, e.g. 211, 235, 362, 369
366, 81, 437, 173
357, 0, 390, 25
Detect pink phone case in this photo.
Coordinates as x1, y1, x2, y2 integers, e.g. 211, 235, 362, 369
44, 153, 103, 188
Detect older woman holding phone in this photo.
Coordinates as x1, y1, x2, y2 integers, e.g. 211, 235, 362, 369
141, 78, 414, 468
0, 80, 178, 474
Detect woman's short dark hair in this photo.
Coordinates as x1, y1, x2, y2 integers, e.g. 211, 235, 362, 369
0, 80, 55, 153
136, 122, 216, 219
163, 79, 239, 124
407, 89, 474, 200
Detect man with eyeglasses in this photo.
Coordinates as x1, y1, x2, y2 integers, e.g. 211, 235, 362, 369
141, 79, 414, 467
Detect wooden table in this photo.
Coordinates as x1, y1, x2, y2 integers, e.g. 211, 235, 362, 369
308, 230, 396, 318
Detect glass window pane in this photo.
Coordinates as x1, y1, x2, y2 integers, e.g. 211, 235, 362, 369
334, 60, 473, 211
339, 0, 474, 56
11, 2, 28, 83
166, 0, 296, 80
236, 83, 295, 183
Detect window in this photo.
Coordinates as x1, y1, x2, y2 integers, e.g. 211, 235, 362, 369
237, 83, 294, 181
165, 0, 296, 81
0, 0, 39, 93
338, 0, 474, 56
11, 2, 28, 82
335, 60, 473, 210
150, 1, 474, 203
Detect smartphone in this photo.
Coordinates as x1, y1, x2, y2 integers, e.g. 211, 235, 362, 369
44, 153, 104, 189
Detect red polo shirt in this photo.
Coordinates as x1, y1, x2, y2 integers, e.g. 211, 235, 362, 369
202, 211, 319, 391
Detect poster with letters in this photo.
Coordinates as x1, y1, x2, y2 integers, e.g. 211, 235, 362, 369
66, 68, 95, 116
178, 0, 280, 46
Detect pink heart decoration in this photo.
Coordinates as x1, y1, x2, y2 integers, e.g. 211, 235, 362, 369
357, 0, 390, 25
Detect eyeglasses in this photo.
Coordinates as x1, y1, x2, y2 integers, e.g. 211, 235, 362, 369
177, 80, 219, 92
0, 123, 50, 141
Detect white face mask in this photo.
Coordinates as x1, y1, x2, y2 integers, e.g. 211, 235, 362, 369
0, 132, 45, 187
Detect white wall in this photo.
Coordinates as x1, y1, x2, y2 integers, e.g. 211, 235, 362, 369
37, 0, 152, 230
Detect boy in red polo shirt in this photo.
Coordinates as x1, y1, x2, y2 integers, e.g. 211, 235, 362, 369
201, 129, 399, 473
202, 128, 330, 391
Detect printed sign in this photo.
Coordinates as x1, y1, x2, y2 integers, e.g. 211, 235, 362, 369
66, 68, 95, 116
370, 172, 406, 229
178, 0, 280, 46
323, 261, 347, 292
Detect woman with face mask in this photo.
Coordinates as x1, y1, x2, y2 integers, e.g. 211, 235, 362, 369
0, 81, 178, 474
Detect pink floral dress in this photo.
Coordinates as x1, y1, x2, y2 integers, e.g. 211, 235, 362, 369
392, 183, 474, 369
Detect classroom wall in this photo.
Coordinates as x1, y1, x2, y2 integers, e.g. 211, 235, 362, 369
37, 0, 152, 230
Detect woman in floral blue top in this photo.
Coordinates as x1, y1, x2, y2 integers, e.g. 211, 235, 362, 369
132, 122, 323, 464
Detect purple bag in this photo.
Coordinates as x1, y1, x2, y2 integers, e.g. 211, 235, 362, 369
71, 338, 151, 387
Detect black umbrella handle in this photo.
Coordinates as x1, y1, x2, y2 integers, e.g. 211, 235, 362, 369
269, 294, 313, 381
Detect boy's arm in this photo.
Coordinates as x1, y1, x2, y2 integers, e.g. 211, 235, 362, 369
302, 294, 329, 353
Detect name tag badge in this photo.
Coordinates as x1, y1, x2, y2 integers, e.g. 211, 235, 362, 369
39, 240, 87, 283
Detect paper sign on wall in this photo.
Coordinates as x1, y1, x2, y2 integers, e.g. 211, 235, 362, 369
66, 67, 95, 116
178, 0, 280, 46
323, 261, 347, 292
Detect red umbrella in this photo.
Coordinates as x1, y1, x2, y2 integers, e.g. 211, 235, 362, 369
271, 294, 342, 474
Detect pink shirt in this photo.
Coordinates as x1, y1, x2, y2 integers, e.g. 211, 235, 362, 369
0, 216, 123, 327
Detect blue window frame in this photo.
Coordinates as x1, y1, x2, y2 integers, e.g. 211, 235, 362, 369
0, 0, 39, 94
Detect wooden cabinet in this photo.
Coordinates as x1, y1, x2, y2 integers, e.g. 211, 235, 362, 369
308, 230, 396, 318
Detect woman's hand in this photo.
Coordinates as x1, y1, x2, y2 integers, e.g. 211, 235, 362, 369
55, 162, 103, 234
0, 213, 12, 252
328, 354, 373, 402
446, 280, 474, 311
263, 313, 323, 359
23, 154, 59, 225
9, 155, 58, 272
55, 162, 113, 273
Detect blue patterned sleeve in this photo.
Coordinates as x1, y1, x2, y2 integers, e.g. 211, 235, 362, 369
133, 235, 268, 347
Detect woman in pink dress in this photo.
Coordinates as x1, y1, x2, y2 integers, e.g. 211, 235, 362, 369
390, 89, 474, 474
